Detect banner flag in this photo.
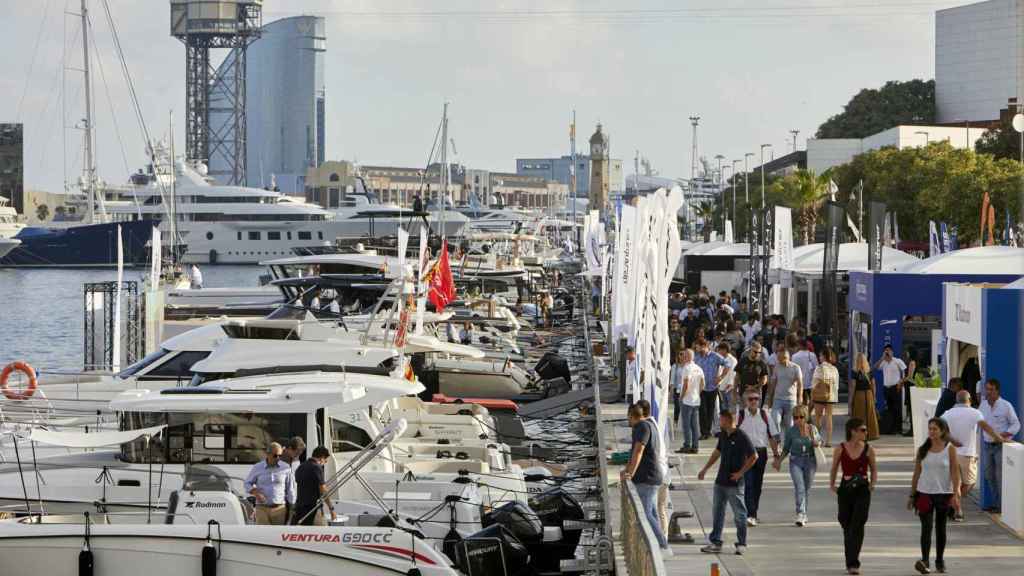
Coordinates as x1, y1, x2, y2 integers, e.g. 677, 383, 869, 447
940, 222, 950, 253
772, 206, 794, 270
821, 202, 845, 347
987, 204, 996, 246
929, 221, 941, 258
426, 240, 456, 312
981, 192, 991, 246
724, 220, 734, 243
867, 201, 886, 271
612, 204, 637, 344
150, 227, 162, 288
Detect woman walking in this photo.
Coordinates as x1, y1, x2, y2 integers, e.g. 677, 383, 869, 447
910, 418, 961, 574
773, 404, 821, 526
849, 353, 880, 441
830, 417, 878, 575
812, 346, 840, 447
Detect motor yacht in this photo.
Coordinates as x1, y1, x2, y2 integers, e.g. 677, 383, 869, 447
0, 196, 24, 259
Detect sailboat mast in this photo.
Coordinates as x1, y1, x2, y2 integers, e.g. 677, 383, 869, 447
440, 102, 448, 240
81, 0, 96, 224
169, 111, 177, 268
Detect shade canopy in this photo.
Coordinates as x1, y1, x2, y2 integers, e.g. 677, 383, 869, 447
788, 242, 919, 275
22, 425, 166, 448
894, 246, 1024, 275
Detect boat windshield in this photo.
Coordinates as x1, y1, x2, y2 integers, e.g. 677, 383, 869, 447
120, 412, 307, 465
117, 348, 171, 379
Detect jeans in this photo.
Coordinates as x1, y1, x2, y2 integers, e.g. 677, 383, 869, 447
884, 385, 903, 434
772, 398, 796, 432
918, 493, 951, 563
700, 390, 719, 436
837, 482, 871, 569
709, 482, 748, 547
680, 404, 700, 450
635, 482, 669, 549
982, 441, 1003, 509
789, 454, 817, 516
672, 393, 681, 428
743, 447, 768, 519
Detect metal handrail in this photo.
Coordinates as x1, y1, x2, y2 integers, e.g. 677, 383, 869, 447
621, 479, 667, 576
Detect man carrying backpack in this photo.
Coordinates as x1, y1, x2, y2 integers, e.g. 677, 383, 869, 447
737, 389, 781, 527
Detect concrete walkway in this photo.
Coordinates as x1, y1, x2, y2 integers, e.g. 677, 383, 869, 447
604, 402, 1024, 576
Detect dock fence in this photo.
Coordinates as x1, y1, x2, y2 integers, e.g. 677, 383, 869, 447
620, 479, 668, 576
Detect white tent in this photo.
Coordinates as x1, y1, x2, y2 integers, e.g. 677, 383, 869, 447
684, 241, 753, 257
894, 246, 1024, 275
789, 242, 919, 276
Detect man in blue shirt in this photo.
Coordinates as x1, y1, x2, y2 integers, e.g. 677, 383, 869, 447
244, 442, 296, 525
694, 339, 730, 439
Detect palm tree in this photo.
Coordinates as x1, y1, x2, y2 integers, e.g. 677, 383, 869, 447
695, 200, 716, 242
773, 170, 830, 244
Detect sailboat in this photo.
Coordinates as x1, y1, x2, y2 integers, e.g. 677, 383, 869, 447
0, 0, 156, 268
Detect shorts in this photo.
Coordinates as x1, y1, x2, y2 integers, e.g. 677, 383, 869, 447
957, 454, 978, 486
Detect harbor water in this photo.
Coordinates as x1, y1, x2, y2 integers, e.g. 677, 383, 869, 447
0, 265, 262, 370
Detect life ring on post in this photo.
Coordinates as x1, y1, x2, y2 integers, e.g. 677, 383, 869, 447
1, 361, 38, 400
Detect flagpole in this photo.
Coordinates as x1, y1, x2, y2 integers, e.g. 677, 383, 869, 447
571, 109, 578, 251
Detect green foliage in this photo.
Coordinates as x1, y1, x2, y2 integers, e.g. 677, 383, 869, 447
975, 116, 1023, 162
695, 200, 716, 242
816, 79, 935, 139
769, 170, 832, 244
913, 367, 942, 389
828, 142, 1023, 245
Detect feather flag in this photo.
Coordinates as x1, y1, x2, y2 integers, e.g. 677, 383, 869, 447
980, 192, 991, 246
426, 240, 456, 312
987, 204, 996, 247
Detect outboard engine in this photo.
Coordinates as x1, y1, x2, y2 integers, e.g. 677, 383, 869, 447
533, 352, 571, 385
454, 523, 531, 576
526, 487, 587, 570
167, 490, 250, 526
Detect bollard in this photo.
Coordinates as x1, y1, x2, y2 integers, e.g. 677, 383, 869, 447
710, 561, 720, 576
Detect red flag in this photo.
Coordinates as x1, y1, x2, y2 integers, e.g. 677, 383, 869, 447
427, 239, 456, 312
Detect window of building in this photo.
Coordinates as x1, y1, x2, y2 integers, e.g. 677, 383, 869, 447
268, 231, 281, 241
317, 231, 324, 240
298, 231, 312, 240
329, 188, 340, 207
248, 231, 261, 241
237, 231, 242, 241
287, 231, 292, 240
329, 173, 340, 182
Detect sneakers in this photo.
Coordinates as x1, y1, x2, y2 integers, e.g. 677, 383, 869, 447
952, 511, 965, 522
700, 543, 723, 554
915, 559, 931, 574
661, 546, 674, 557
734, 544, 747, 556
795, 513, 807, 527
935, 560, 946, 573
746, 517, 758, 527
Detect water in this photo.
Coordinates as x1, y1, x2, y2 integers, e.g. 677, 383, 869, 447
0, 265, 262, 370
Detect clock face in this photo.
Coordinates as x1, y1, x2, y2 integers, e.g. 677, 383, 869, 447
592, 144, 604, 155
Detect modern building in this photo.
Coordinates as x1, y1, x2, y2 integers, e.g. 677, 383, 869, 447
0, 124, 23, 216
209, 15, 326, 194
304, 160, 357, 209
806, 125, 988, 173
935, 0, 1024, 123
516, 154, 623, 200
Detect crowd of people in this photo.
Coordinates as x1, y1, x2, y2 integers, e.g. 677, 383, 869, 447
622, 286, 1021, 574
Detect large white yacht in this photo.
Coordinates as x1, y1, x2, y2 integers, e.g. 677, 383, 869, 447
0, 196, 24, 259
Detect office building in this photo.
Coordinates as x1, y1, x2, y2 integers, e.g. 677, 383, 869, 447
209, 15, 326, 193
807, 125, 988, 173
935, 0, 1024, 123
0, 123, 23, 215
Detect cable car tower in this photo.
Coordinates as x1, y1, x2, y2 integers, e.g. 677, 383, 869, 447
170, 1, 261, 185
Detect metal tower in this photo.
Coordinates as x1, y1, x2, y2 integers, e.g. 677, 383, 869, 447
170, 1, 261, 185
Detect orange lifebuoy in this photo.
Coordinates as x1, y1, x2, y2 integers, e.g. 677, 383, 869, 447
0, 361, 37, 400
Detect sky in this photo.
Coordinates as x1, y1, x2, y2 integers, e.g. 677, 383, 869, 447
0, 0, 968, 194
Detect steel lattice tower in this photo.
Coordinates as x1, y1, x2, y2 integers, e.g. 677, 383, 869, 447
170, 1, 261, 185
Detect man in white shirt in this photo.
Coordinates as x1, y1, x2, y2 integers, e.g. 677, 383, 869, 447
978, 378, 1021, 512
942, 390, 1005, 520
875, 344, 908, 434
625, 346, 639, 404
677, 349, 704, 454
791, 340, 819, 407
716, 342, 740, 412
737, 388, 780, 526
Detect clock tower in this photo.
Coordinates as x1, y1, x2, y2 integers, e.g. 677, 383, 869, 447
588, 123, 610, 217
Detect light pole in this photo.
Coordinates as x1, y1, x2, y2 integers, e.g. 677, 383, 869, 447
759, 144, 772, 210
731, 159, 741, 229
715, 154, 725, 234
744, 153, 754, 205
790, 129, 800, 152
915, 131, 930, 146
689, 116, 701, 180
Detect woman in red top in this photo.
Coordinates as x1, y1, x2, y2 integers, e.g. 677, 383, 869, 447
829, 417, 879, 575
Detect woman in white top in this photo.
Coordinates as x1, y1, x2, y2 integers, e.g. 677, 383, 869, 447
909, 418, 961, 575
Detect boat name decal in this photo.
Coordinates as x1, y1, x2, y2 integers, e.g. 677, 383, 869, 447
279, 532, 394, 544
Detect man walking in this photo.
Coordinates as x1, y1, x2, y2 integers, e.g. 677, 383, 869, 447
622, 402, 672, 555
292, 446, 335, 525
978, 378, 1020, 513
737, 389, 780, 527
791, 339, 819, 407
942, 390, 1005, 521
716, 342, 739, 412
934, 378, 963, 419
675, 348, 704, 454
875, 344, 908, 434
244, 442, 296, 525
282, 436, 306, 474
694, 339, 730, 439
768, 349, 803, 432
736, 342, 770, 408
698, 409, 758, 555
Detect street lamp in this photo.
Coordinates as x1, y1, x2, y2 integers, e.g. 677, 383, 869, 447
715, 154, 725, 234
731, 159, 742, 232
760, 144, 772, 210
744, 153, 754, 205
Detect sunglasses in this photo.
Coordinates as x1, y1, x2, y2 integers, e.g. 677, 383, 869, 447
794, 415, 805, 420
747, 397, 760, 402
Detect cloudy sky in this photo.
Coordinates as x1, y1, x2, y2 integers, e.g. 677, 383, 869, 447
1, 0, 965, 193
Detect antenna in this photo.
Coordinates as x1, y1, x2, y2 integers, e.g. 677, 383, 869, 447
790, 129, 801, 152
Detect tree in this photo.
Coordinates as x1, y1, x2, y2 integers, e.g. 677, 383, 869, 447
769, 170, 831, 244
35, 204, 49, 222
695, 200, 716, 242
829, 142, 1022, 245
975, 116, 1023, 162
815, 79, 935, 139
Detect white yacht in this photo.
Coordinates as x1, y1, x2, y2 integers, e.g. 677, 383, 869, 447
0, 196, 24, 259
331, 192, 469, 239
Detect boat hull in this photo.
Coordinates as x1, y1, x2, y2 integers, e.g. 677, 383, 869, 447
0, 220, 156, 267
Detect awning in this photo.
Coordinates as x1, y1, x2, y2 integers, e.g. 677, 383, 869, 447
21, 425, 166, 448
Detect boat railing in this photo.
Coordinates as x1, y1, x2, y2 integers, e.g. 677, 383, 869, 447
13, 510, 201, 525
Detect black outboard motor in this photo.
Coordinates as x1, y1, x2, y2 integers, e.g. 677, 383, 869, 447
454, 523, 531, 576
527, 487, 586, 570
533, 352, 571, 385
482, 501, 543, 545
